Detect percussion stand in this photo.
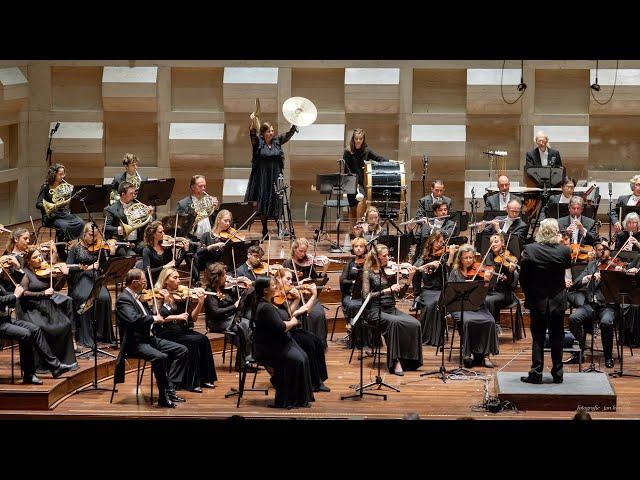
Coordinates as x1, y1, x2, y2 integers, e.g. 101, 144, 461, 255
379, 190, 402, 235
274, 174, 295, 241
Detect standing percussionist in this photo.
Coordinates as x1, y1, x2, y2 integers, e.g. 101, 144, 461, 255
110, 153, 147, 204
525, 130, 564, 187
342, 128, 388, 220
104, 181, 153, 256
520, 218, 572, 384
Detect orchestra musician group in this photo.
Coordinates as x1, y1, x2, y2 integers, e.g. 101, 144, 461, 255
3, 118, 640, 411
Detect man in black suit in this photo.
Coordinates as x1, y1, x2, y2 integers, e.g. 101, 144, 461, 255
411, 201, 458, 262
540, 176, 576, 221
109, 153, 148, 202
520, 218, 572, 384
104, 182, 153, 256
609, 174, 640, 233
484, 175, 522, 212
557, 196, 598, 247
524, 131, 564, 187
481, 199, 528, 242
415, 179, 453, 219
113, 268, 188, 408
176, 174, 219, 240
0, 276, 75, 384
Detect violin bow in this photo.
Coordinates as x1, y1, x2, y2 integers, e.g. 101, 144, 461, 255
94, 219, 109, 272
496, 230, 515, 279
184, 254, 195, 315
29, 216, 37, 243
147, 266, 160, 315
231, 243, 240, 299
607, 235, 632, 269
221, 211, 258, 247
471, 244, 493, 282
173, 212, 179, 263
0, 263, 18, 288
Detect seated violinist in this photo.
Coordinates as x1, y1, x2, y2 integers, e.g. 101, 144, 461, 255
235, 245, 269, 282
104, 181, 153, 256
283, 238, 329, 349
202, 262, 252, 334
412, 231, 456, 346
66, 222, 115, 347
615, 212, 640, 252
196, 209, 238, 272
352, 205, 383, 241
153, 267, 217, 393
339, 237, 367, 337
6, 228, 31, 269
567, 240, 619, 368
142, 221, 176, 285
484, 234, 520, 325
558, 196, 598, 247
18, 246, 78, 371
448, 244, 500, 368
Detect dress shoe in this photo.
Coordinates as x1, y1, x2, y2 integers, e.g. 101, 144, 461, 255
605, 358, 614, 369
483, 357, 494, 368
563, 353, 581, 365
392, 370, 404, 376
520, 375, 542, 385
190, 387, 203, 393
202, 382, 215, 389
463, 355, 474, 369
552, 376, 563, 384
314, 383, 331, 392
51, 363, 75, 379
157, 394, 176, 408
167, 391, 186, 402
23, 374, 43, 385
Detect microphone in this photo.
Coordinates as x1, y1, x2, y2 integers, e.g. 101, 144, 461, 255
52, 122, 60, 134
423, 153, 429, 165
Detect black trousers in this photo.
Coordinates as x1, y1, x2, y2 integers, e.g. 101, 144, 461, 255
569, 303, 617, 360
567, 291, 587, 309
529, 307, 564, 379
0, 319, 61, 377
124, 337, 188, 394
485, 290, 513, 322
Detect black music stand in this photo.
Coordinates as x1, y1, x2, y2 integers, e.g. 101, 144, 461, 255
221, 240, 259, 274
526, 166, 564, 189
545, 203, 570, 220
137, 178, 175, 220
219, 202, 258, 231
160, 213, 195, 240
375, 234, 413, 263
449, 210, 469, 232
601, 269, 640, 378
69, 185, 111, 216
104, 255, 139, 347
316, 173, 357, 253
441, 280, 489, 376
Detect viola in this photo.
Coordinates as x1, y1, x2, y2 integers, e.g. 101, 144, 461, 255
250, 262, 271, 275
433, 246, 454, 257
354, 256, 365, 266
463, 262, 506, 281
218, 228, 244, 243
570, 243, 594, 262
139, 289, 165, 302
383, 261, 414, 277
224, 275, 252, 290
272, 284, 314, 306
161, 235, 199, 249
34, 262, 84, 278
599, 257, 627, 271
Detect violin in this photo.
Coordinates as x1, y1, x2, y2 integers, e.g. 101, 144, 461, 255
272, 284, 314, 306
493, 249, 519, 270
139, 288, 165, 302
383, 261, 414, 277
354, 256, 366, 266
463, 262, 506, 281
598, 257, 627, 271
224, 275, 252, 290
250, 262, 271, 275
38, 241, 71, 253
570, 243, 594, 262
161, 235, 198, 249
34, 262, 84, 278
86, 238, 132, 253
218, 228, 244, 243
296, 255, 345, 267
433, 246, 454, 257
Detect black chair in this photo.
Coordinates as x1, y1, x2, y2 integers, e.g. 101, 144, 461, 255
224, 324, 268, 408
330, 305, 345, 341
110, 355, 154, 406
498, 295, 526, 342
0, 336, 18, 384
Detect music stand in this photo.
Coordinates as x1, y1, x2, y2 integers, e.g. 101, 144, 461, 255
449, 210, 469, 232
316, 173, 357, 253
69, 185, 111, 216
102, 255, 139, 347
218, 202, 258, 230
545, 203, 570, 220
160, 213, 195, 240
601, 269, 640, 378
526, 166, 564, 189
137, 178, 175, 220
441, 280, 489, 375
221, 240, 259, 274
375, 234, 413, 263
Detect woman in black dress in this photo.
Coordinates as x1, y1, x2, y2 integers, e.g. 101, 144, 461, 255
202, 262, 252, 333
66, 223, 115, 347
339, 237, 369, 347
484, 233, 520, 327
252, 276, 314, 409
272, 266, 330, 393
448, 244, 500, 368
18, 246, 77, 370
352, 205, 383, 242
244, 113, 298, 236
142, 221, 176, 285
362, 244, 423, 376
343, 129, 387, 219
413, 231, 454, 346
282, 238, 328, 349
154, 267, 217, 392
196, 209, 232, 272
35, 164, 83, 241
615, 212, 640, 251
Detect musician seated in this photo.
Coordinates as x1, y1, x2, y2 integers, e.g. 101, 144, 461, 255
283, 238, 329, 349
176, 174, 219, 240
484, 234, 519, 324
352, 205, 383, 241
0, 262, 75, 384
484, 175, 522, 212
36, 163, 84, 245
614, 212, 640, 252
558, 196, 598, 247
235, 245, 268, 283
540, 176, 576, 221
448, 244, 500, 368
154, 268, 217, 393
560, 234, 591, 311
415, 179, 453, 219
114, 268, 188, 408
6, 227, 31, 271
195, 209, 233, 271
142, 221, 176, 285
110, 153, 148, 203
411, 201, 458, 263
104, 181, 152, 256
567, 241, 619, 368
481, 199, 528, 242
610, 174, 640, 233
339, 237, 367, 334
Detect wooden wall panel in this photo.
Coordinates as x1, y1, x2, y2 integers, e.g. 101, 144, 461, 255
535, 69, 589, 115
104, 112, 157, 168
413, 69, 467, 114
51, 67, 102, 111
292, 68, 344, 113
466, 115, 521, 171
171, 67, 224, 112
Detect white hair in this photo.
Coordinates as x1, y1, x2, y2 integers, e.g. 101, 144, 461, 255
569, 195, 584, 208
623, 212, 640, 230
535, 218, 561, 244
534, 130, 549, 143
630, 174, 640, 189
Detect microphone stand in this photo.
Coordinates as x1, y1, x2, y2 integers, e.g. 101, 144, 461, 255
608, 183, 613, 243
469, 187, 478, 248
46, 122, 59, 167
331, 159, 347, 253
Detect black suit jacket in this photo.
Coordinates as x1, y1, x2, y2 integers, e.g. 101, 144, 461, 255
104, 200, 144, 243
415, 195, 453, 219
115, 289, 155, 347
574, 260, 606, 305
482, 216, 528, 242
484, 192, 522, 212
557, 215, 597, 246
520, 242, 571, 312
110, 172, 148, 193
176, 196, 217, 233
0, 285, 16, 323
525, 147, 563, 187
609, 195, 634, 225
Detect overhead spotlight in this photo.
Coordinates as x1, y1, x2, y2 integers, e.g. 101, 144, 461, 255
591, 81, 601, 92
517, 82, 527, 92
517, 61, 527, 92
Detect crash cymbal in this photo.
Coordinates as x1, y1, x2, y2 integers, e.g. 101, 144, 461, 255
282, 96, 317, 127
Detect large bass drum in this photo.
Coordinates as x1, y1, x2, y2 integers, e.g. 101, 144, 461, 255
365, 160, 406, 218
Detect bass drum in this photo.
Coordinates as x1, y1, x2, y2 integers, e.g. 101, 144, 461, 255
364, 160, 406, 218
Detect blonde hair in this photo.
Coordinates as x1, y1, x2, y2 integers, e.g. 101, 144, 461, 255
212, 209, 232, 233
155, 267, 178, 290
451, 244, 476, 271
364, 243, 387, 272
351, 237, 367, 249
535, 218, 561, 244
290, 237, 310, 257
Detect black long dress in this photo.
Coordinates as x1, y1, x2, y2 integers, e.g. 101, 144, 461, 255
342, 148, 387, 207
448, 270, 500, 358
244, 126, 296, 219
274, 302, 329, 391
339, 260, 370, 348
17, 268, 76, 370
361, 268, 423, 371
66, 243, 114, 347
142, 245, 174, 285
156, 301, 217, 390
282, 259, 328, 348
413, 255, 446, 345
195, 232, 223, 271
253, 300, 314, 409
36, 184, 84, 240
485, 250, 521, 339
